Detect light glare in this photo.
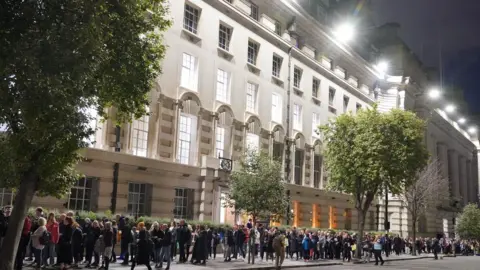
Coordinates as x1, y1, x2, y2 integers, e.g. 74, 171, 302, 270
428, 89, 441, 99
458, 118, 466, 124
333, 23, 355, 42
376, 61, 389, 73
445, 105, 455, 113
468, 127, 477, 134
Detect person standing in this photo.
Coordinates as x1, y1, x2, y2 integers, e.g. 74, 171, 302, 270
43, 213, 59, 267
176, 220, 190, 263
0, 205, 12, 250
120, 217, 133, 266
273, 232, 286, 270
373, 238, 384, 266
31, 217, 47, 270
57, 217, 74, 270
131, 229, 153, 270
191, 225, 207, 265
159, 224, 172, 270
103, 222, 114, 270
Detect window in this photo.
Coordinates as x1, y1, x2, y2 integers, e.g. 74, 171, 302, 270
293, 104, 302, 130
216, 69, 230, 103
273, 142, 284, 162
313, 154, 322, 188
328, 87, 336, 106
274, 20, 282, 35
312, 78, 320, 98
181, 53, 197, 90
183, 4, 199, 34
294, 149, 304, 185
312, 112, 320, 137
128, 183, 146, 217
246, 133, 259, 151
131, 109, 149, 157
246, 82, 257, 112
68, 177, 93, 211
0, 188, 13, 207
343, 95, 350, 113
272, 55, 282, 77
247, 40, 259, 65
82, 106, 98, 147
356, 103, 362, 112
250, 2, 259, 20
174, 188, 191, 219
215, 127, 225, 157
293, 67, 302, 88
271, 93, 282, 123
218, 24, 232, 51
177, 114, 197, 165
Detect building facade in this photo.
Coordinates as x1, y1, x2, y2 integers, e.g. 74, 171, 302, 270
2, 0, 478, 235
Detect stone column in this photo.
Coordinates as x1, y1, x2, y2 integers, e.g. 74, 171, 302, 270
437, 143, 450, 194
210, 112, 218, 157
466, 160, 473, 203
268, 131, 274, 158
171, 100, 183, 162
147, 102, 160, 159
448, 149, 460, 198
290, 139, 296, 185
398, 90, 405, 110
309, 145, 315, 188
458, 155, 468, 205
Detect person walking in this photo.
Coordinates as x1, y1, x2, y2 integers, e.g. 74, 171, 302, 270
273, 232, 286, 270
373, 237, 385, 266
31, 217, 47, 270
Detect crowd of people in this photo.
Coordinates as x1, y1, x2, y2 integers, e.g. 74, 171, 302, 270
1, 206, 479, 270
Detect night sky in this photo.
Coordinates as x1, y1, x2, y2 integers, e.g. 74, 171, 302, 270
370, 0, 480, 113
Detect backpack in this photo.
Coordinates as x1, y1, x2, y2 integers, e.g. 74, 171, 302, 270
39, 230, 51, 245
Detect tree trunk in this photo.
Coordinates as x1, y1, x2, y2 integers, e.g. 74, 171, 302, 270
356, 208, 366, 258
411, 220, 416, 256
0, 172, 37, 270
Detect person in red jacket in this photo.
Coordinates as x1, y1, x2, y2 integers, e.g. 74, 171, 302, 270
15, 215, 32, 270
43, 212, 59, 267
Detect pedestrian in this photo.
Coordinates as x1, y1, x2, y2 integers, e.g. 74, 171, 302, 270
373, 237, 385, 266
31, 217, 47, 270
131, 229, 153, 270
273, 232, 286, 270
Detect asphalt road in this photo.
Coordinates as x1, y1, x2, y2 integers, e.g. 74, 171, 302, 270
296, 256, 480, 270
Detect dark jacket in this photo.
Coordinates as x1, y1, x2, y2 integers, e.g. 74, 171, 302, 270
151, 229, 164, 249
161, 230, 172, 247
176, 225, 190, 244
135, 231, 152, 265
104, 230, 114, 248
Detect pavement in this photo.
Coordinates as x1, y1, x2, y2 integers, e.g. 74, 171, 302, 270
101, 253, 438, 270
298, 255, 480, 270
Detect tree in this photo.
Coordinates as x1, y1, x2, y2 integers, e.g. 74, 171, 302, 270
456, 203, 480, 240
224, 150, 289, 224
402, 159, 449, 255
0, 1, 171, 269
320, 105, 428, 258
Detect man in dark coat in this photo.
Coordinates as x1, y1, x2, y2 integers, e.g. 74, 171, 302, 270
192, 225, 208, 265
176, 220, 190, 263
131, 230, 152, 270
120, 217, 133, 265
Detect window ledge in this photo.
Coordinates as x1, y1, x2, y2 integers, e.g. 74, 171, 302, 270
247, 62, 261, 74
293, 127, 303, 133
182, 28, 202, 44
312, 96, 321, 106
217, 47, 234, 60
328, 105, 337, 114
271, 75, 284, 85
293, 86, 303, 97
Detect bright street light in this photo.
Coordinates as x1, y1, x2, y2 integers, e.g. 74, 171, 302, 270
428, 88, 441, 99
333, 23, 355, 43
376, 61, 389, 74
468, 127, 477, 134
458, 118, 466, 124
445, 105, 455, 113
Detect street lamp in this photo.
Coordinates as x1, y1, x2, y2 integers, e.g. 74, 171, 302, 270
428, 88, 441, 99
458, 118, 466, 124
333, 23, 355, 43
445, 104, 456, 113
468, 127, 477, 134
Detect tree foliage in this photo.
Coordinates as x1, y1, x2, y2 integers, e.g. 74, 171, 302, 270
224, 150, 289, 223
0, 1, 171, 268
403, 159, 449, 254
320, 105, 428, 257
456, 203, 480, 240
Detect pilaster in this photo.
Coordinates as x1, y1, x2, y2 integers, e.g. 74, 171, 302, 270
448, 149, 460, 198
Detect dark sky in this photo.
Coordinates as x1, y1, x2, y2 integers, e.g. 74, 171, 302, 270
370, 0, 480, 113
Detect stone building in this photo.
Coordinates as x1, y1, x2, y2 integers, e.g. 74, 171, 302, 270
1, 0, 478, 235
